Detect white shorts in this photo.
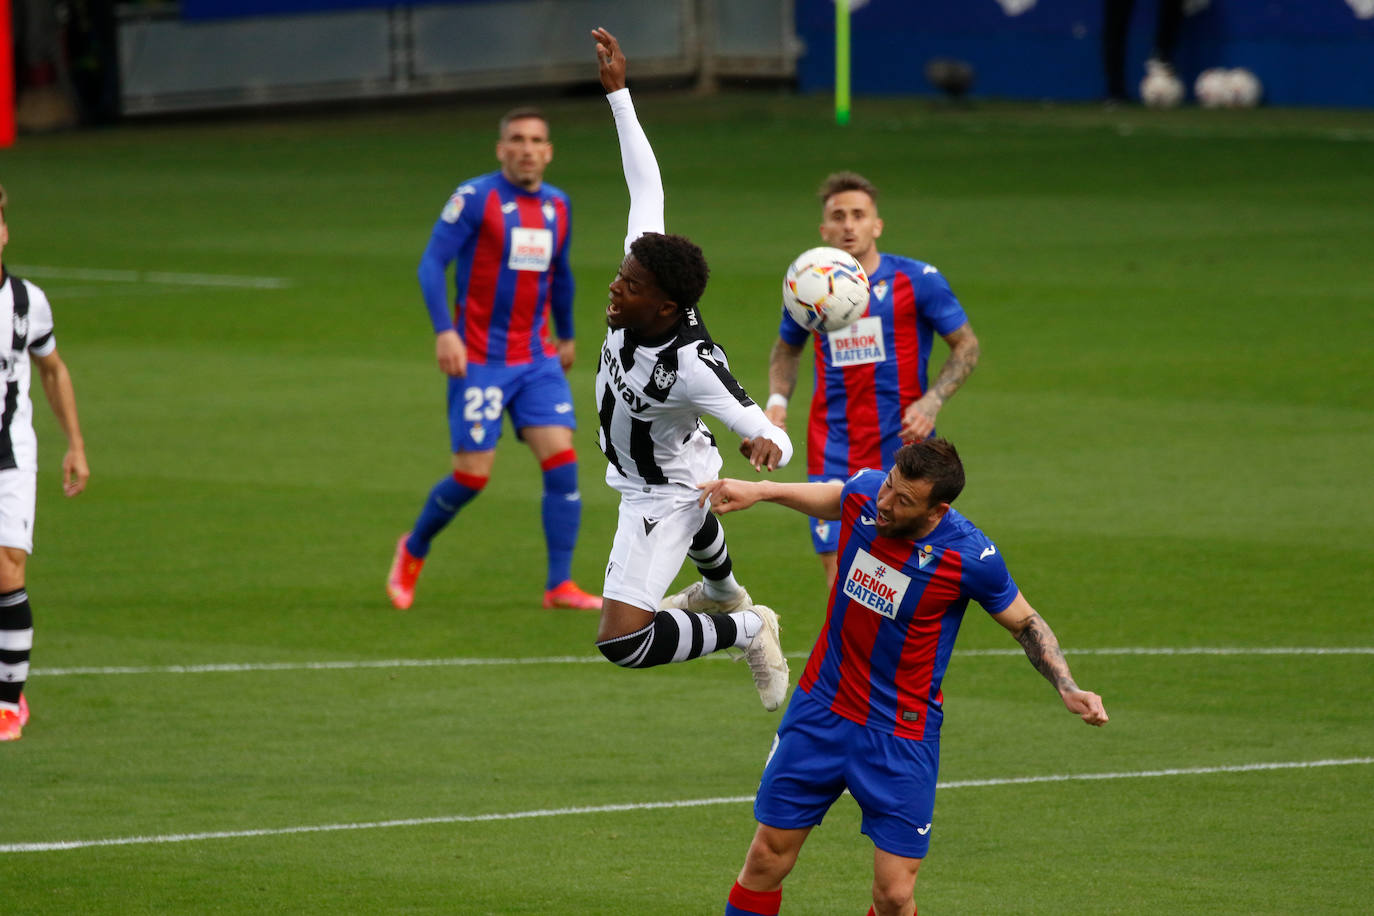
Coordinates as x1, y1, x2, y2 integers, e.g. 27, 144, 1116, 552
0, 470, 36, 554
602, 485, 711, 612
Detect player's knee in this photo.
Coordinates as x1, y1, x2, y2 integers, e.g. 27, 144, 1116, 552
871, 885, 914, 916
871, 866, 919, 915
0, 548, 27, 592
743, 831, 799, 886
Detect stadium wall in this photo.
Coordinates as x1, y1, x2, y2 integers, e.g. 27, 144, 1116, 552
116, 0, 797, 116
795, 0, 1374, 108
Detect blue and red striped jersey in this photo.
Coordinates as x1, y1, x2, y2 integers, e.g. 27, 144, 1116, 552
779, 253, 968, 477
418, 170, 573, 367
797, 469, 1018, 741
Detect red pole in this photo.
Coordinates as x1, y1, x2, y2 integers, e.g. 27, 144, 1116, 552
0, 0, 14, 148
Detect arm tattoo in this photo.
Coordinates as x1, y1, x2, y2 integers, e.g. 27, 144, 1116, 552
1014, 613, 1079, 695
929, 332, 980, 404
768, 339, 802, 399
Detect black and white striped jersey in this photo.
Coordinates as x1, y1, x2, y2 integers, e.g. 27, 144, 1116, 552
595, 306, 788, 495
597, 87, 791, 494
0, 271, 57, 472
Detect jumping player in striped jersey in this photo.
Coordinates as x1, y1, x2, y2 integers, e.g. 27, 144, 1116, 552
0, 184, 90, 742
765, 173, 981, 592
590, 29, 792, 710
700, 439, 1108, 916
387, 105, 601, 611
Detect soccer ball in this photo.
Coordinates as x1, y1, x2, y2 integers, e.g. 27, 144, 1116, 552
782, 246, 871, 332
1140, 66, 1184, 109
1195, 67, 1263, 109
1225, 68, 1262, 108
1194, 68, 1231, 108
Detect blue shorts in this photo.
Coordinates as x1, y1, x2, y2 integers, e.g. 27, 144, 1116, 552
753, 689, 940, 859
807, 474, 847, 553
446, 358, 575, 454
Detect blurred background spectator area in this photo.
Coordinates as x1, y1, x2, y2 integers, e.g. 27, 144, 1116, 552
5, 0, 1373, 131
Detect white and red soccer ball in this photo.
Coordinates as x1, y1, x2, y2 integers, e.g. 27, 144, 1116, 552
782, 246, 871, 332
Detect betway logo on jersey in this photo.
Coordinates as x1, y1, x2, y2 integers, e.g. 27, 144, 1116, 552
601, 344, 649, 412
827, 316, 885, 368
508, 227, 553, 272
843, 548, 912, 620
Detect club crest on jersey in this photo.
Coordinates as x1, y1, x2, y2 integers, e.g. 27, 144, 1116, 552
651, 364, 677, 389
872, 280, 889, 302
814, 521, 830, 541
470, 424, 486, 445
11, 313, 27, 340
844, 548, 912, 620
917, 545, 935, 569
542, 201, 556, 222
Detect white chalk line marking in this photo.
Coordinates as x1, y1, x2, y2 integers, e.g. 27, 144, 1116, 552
33, 646, 1374, 678
12, 264, 293, 289
4, 757, 1369, 854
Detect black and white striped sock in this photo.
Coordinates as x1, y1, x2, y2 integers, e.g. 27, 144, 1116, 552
688, 513, 742, 600
595, 608, 744, 668
0, 588, 33, 708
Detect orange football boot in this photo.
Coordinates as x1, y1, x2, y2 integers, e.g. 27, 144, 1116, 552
0, 707, 20, 741
386, 534, 425, 610
543, 580, 602, 610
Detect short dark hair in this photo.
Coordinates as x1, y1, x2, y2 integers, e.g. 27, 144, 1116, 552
629, 232, 710, 311
818, 171, 879, 206
499, 107, 549, 138
892, 438, 965, 506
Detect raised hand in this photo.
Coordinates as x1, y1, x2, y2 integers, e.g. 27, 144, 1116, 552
592, 27, 627, 92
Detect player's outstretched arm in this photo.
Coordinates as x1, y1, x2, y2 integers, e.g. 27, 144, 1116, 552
594, 28, 664, 250
994, 592, 1109, 726
698, 478, 843, 520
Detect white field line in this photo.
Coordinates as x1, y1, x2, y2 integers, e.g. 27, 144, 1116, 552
4, 757, 1369, 854
32, 646, 1374, 678
12, 264, 293, 289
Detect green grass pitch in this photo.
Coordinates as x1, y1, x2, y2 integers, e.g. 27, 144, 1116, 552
1, 92, 1372, 913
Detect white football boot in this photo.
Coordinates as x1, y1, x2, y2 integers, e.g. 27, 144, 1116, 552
741, 605, 789, 712
660, 580, 753, 613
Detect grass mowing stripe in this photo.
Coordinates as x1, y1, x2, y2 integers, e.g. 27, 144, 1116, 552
33, 646, 1374, 677
10, 264, 293, 288
5, 757, 1368, 855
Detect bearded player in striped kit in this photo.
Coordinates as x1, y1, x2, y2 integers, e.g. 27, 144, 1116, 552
0, 184, 90, 742
589, 29, 792, 711
702, 439, 1108, 916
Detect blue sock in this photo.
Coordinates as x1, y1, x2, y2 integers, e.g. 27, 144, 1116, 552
407, 472, 485, 559
540, 452, 581, 589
